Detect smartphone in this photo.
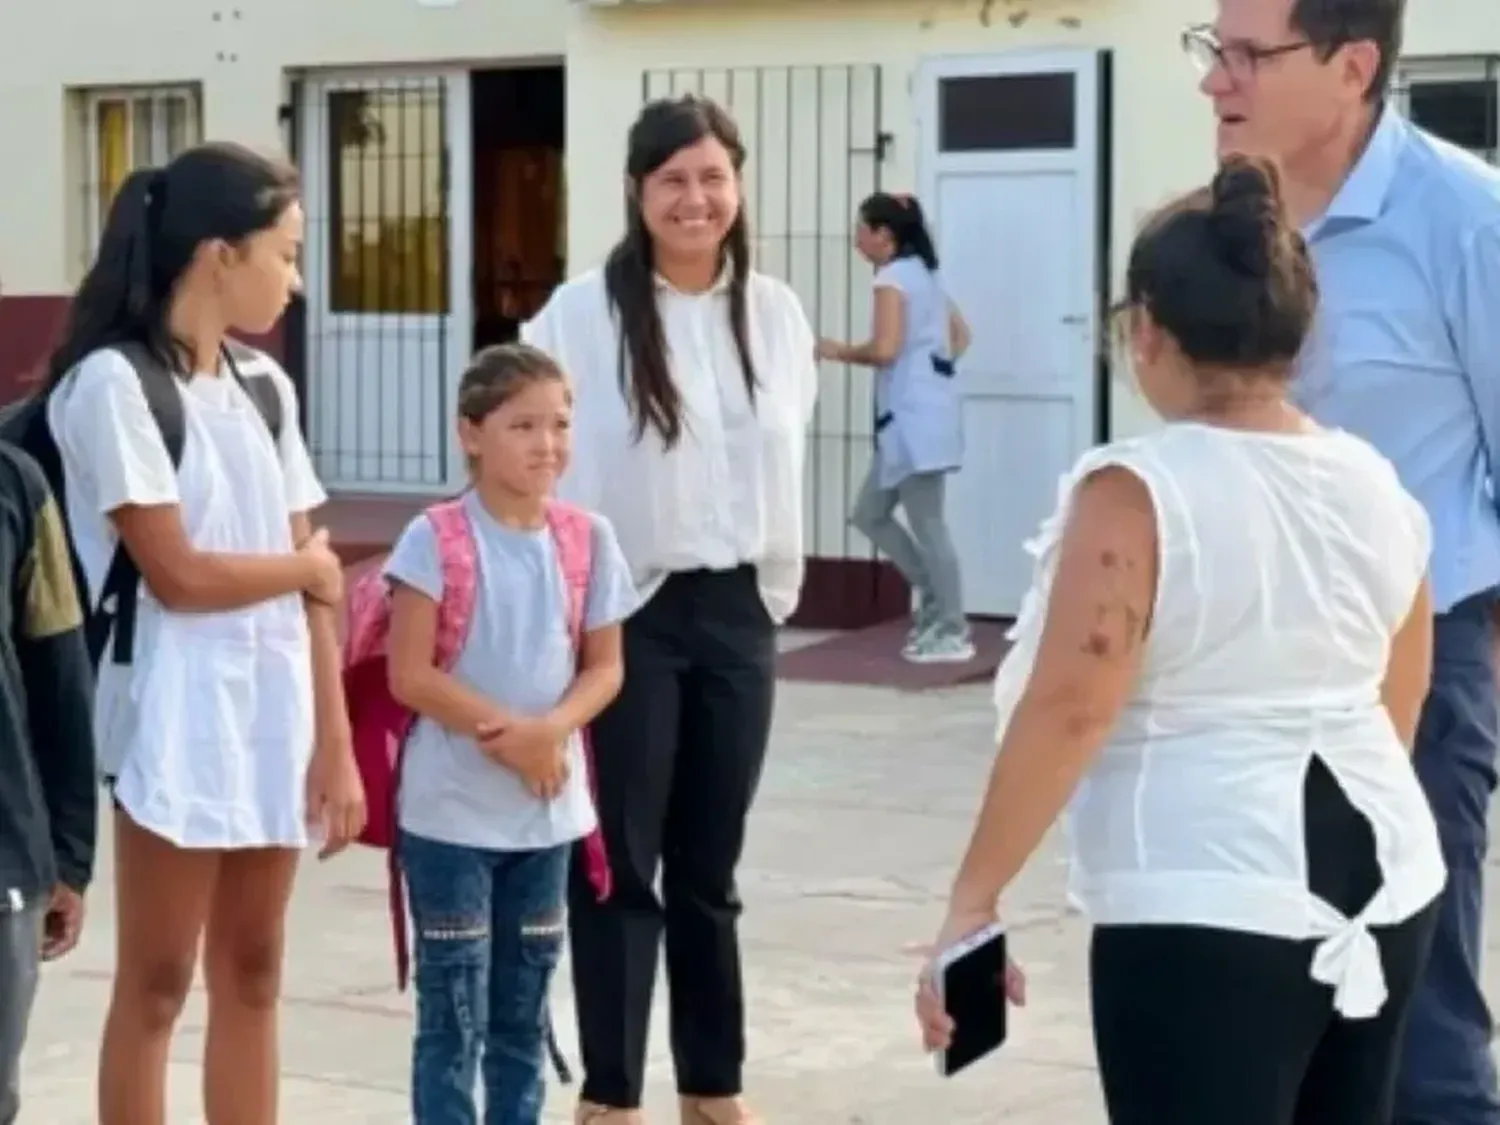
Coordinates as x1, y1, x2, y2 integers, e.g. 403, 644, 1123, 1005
932, 922, 1009, 1078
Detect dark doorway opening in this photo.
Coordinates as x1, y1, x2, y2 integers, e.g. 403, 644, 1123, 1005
470, 66, 566, 351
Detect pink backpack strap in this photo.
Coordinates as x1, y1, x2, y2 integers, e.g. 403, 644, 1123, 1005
545, 500, 593, 644
426, 497, 480, 671
545, 500, 612, 903
389, 495, 481, 991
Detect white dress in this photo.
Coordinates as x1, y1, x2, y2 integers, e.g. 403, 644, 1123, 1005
49, 347, 328, 849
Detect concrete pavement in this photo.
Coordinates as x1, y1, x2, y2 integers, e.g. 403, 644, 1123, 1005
18, 665, 1500, 1123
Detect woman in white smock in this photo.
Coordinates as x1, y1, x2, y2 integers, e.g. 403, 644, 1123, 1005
42, 143, 365, 1124
914, 157, 1443, 1125
818, 192, 975, 663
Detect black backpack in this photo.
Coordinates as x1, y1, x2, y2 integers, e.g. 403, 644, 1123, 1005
0, 339, 284, 668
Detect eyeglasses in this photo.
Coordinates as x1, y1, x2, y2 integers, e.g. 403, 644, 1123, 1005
1182, 23, 1316, 79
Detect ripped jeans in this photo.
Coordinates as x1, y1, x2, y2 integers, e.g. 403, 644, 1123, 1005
400, 831, 570, 1125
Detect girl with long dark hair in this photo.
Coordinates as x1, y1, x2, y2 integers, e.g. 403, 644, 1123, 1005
523, 94, 818, 1125
40, 141, 365, 1123
818, 192, 974, 662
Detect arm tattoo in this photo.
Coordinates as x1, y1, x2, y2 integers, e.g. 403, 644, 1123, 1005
1079, 548, 1146, 659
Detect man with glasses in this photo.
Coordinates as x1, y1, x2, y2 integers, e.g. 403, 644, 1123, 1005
1187, 3, 1500, 1122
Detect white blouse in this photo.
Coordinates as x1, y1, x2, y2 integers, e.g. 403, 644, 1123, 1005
521, 267, 818, 622
994, 423, 1445, 1019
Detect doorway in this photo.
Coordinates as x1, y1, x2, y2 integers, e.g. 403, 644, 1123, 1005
470, 66, 566, 351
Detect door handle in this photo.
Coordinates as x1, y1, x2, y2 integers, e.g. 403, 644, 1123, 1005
1061, 314, 1087, 325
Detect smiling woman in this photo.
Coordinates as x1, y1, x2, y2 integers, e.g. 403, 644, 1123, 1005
520, 94, 818, 1125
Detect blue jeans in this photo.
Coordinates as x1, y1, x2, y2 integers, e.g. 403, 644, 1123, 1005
401, 832, 570, 1125
1397, 593, 1500, 1125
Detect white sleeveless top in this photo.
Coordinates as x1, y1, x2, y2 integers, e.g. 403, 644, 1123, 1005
993, 422, 1445, 1019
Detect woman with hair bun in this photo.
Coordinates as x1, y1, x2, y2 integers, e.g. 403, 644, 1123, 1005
914, 155, 1444, 1125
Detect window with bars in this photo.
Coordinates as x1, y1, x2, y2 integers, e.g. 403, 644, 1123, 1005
1394, 59, 1498, 164
324, 82, 449, 315
75, 85, 203, 258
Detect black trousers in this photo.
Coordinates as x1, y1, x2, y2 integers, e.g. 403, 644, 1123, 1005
1091, 757, 1440, 1125
569, 565, 776, 1108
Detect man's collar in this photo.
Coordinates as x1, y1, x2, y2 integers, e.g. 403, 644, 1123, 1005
1315, 103, 1407, 228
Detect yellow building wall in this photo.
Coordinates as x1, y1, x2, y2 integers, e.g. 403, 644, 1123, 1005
558, 0, 1499, 558
564, 0, 1500, 447
0, 0, 565, 294
565, 0, 1209, 563
0, 0, 1491, 540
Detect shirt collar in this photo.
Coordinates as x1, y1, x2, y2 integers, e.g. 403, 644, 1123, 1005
1311, 104, 1407, 231
654, 264, 733, 296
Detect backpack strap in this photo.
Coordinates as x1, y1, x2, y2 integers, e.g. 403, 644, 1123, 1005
386, 496, 478, 994
112, 340, 188, 464
91, 342, 186, 665
545, 500, 594, 646
544, 500, 613, 906
425, 497, 480, 671
90, 340, 287, 666
223, 340, 285, 442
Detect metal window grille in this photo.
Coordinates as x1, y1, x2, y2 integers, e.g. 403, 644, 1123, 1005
642, 65, 889, 563
289, 75, 453, 491
73, 85, 202, 273
1392, 56, 1500, 164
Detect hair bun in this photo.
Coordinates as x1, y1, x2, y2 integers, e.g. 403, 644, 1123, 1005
1207, 155, 1285, 279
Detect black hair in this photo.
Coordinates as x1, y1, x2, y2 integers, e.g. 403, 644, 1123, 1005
858, 192, 939, 271
604, 94, 756, 448
1291, 0, 1405, 102
45, 140, 299, 390
1124, 154, 1316, 375
458, 342, 569, 423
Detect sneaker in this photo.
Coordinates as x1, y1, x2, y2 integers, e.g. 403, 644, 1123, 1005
902, 628, 977, 665
906, 593, 940, 646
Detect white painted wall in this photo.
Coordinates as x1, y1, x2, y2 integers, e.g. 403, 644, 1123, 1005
0, 0, 1492, 554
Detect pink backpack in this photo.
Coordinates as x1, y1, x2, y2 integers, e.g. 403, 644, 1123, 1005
342, 495, 612, 989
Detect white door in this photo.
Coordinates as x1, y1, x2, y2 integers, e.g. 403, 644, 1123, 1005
917, 50, 1101, 617
300, 71, 473, 494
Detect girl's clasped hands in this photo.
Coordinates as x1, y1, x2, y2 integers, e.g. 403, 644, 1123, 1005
476, 713, 571, 799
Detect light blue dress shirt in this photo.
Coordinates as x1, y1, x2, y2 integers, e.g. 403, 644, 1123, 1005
1294, 108, 1500, 613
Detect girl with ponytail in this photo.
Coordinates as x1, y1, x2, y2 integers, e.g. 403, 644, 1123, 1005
819, 191, 975, 663
43, 141, 363, 1123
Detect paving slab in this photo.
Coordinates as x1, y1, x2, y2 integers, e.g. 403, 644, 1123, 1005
17, 676, 1500, 1123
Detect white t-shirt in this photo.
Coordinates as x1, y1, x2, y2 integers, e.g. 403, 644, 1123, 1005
382, 494, 639, 851
521, 268, 819, 622
47, 346, 327, 772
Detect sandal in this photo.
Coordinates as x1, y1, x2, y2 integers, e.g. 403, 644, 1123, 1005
576, 1101, 646, 1124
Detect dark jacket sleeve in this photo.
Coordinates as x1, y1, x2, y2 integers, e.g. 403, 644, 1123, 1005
14, 482, 97, 892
